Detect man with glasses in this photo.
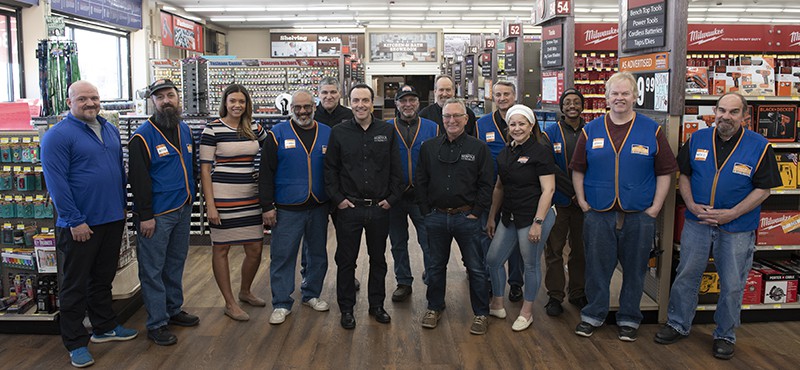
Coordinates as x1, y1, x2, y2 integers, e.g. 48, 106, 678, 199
416, 98, 494, 335
387, 85, 439, 302
420, 75, 477, 136
325, 84, 403, 329
314, 77, 354, 127
260, 90, 331, 325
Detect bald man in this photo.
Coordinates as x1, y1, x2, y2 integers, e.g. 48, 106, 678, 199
41, 81, 137, 368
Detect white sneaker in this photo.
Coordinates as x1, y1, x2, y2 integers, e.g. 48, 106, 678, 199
303, 298, 330, 312
269, 308, 291, 324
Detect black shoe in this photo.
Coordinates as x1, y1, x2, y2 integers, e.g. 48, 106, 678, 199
169, 311, 199, 327
618, 325, 638, 342
354, 278, 361, 291
545, 298, 564, 317
569, 296, 589, 309
508, 285, 523, 302
368, 306, 391, 324
713, 339, 735, 360
147, 326, 177, 346
574, 321, 596, 337
391, 284, 413, 302
654, 325, 687, 345
340, 312, 356, 329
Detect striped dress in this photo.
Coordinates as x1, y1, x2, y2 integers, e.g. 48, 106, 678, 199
199, 119, 268, 246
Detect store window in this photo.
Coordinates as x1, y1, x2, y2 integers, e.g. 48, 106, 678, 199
0, 10, 21, 102
66, 25, 130, 101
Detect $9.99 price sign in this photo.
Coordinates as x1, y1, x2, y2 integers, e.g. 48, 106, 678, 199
634, 71, 669, 112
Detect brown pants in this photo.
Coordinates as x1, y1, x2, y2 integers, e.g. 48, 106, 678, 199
544, 202, 586, 302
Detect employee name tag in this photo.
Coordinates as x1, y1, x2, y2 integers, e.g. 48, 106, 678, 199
592, 138, 604, 149
485, 132, 495, 142
694, 149, 709, 161
322, 145, 327, 154
518, 156, 529, 163
156, 144, 169, 157
732, 162, 753, 177
631, 144, 649, 156
186, 144, 192, 153
553, 142, 562, 153
284, 139, 296, 149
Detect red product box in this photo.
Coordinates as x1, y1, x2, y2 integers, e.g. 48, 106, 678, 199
686, 66, 710, 95
742, 269, 763, 305
755, 259, 799, 304
756, 211, 800, 246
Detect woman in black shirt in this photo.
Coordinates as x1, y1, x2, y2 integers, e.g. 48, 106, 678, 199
486, 104, 556, 332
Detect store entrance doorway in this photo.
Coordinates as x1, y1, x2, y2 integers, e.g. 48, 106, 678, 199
373, 75, 435, 121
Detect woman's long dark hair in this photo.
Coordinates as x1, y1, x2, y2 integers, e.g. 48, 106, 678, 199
218, 84, 256, 139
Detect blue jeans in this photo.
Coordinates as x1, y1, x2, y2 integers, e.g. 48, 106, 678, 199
270, 206, 329, 309
389, 196, 429, 285
425, 211, 489, 316
581, 210, 655, 329
487, 208, 556, 301
666, 219, 755, 343
480, 211, 523, 288
136, 203, 191, 330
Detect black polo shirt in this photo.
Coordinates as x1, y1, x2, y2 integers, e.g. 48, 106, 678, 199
415, 132, 494, 217
314, 103, 354, 127
497, 138, 556, 227
324, 117, 403, 207
419, 103, 477, 136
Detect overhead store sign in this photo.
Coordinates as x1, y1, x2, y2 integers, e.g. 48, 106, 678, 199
534, 0, 572, 25
369, 33, 438, 63
271, 33, 364, 58
576, 23, 619, 50
619, 52, 669, 72
51, 0, 142, 29
623, 0, 667, 52
160, 12, 203, 53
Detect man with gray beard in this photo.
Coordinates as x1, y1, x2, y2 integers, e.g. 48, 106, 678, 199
129, 79, 200, 346
259, 90, 332, 325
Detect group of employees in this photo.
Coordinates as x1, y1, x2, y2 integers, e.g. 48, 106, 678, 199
40, 71, 779, 368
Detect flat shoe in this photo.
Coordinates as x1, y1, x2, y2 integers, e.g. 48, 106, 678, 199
489, 308, 507, 319
238, 294, 267, 307
512, 315, 533, 331
224, 308, 250, 321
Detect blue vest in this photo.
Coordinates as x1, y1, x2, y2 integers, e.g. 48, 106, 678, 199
132, 120, 195, 216
583, 114, 659, 211
476, 112, 507, 177
389, 117, 438, 190
272, 120, 331, 205
686, 128, 769, 232
544, 121, 572, 206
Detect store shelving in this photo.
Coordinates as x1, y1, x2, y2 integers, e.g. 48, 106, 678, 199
697, 302, 800, 311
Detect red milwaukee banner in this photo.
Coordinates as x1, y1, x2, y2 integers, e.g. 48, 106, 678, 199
575, 23, 799, 52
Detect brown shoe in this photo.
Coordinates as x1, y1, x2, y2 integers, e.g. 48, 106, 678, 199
470, 315, 488, 335
239, 294, 267, 307
421, 310, 441, 329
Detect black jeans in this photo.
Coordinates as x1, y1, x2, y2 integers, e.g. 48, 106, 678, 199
56, 220, 125, 351
334, 205, 389, 312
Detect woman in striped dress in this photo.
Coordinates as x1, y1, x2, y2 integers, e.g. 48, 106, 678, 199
200, 84, 268, 321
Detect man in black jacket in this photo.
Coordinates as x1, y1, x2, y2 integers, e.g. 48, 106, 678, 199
314, 77, 354, 127
419, 75, 476, 136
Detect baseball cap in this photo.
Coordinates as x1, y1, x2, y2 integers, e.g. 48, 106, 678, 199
146, 79, 177, 98
395, 85, 419, 100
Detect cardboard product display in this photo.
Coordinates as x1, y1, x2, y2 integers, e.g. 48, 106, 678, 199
776, 66, 800, 97
738, 57, 775, 96
686, 66, 710, 95
743, 268, 764, 305
756, 210, 800, 246
713, 65, 738, 95
682, 105, 716, 143
754, 259, 798, 304
756, 105, 797, 142
775, 153, 799, 190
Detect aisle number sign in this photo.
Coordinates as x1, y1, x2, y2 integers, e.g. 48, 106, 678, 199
535, 0, 572, 25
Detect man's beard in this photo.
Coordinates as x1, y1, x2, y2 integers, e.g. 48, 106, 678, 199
155, 106, 182, 129
292, 113, 313, 127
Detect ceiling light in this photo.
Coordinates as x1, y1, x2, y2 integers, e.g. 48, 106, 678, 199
574, 8, 591, 13
430, 5, 467, 11
391, 16, 423, 21
711, 8, 745, 12
771, 18, 800, 22
283, 16, 318, 21
367, 24, 390, 28
783, 9, 800, 13
687, 17, 706, 22
420, 24, 446, 28
704, 17, 739, 22
350, 6, 388, 11
183, 16, 202, 22
390, 7, 430, 11
738, 18, 770, 22
590, 8, 619, 13
247, 17, 282, 22
744, 8, 783, 12
575, 17, 603, 22
317, 16, 353, 20
510, 6, 530, 12
687, 7, 707, 12
184, 7, 225, 12
162, 6, 176, 11
358, 16, 390, 21
471, 6, 510, 11
427, 16, 461, 21
266, 6, 308, 12
462, 16, 498, 21
210, 17, 246, 22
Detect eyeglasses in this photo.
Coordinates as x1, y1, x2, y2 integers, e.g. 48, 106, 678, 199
442, 113, 467, 120
437, 142, 463, 164
292, 104, 314, 111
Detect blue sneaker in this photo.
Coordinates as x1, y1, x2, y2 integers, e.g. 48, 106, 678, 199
90, 325, 138, 343
69, 347, 95, 368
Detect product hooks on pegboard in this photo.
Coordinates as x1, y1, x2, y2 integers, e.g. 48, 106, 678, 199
35, 39, 81, 117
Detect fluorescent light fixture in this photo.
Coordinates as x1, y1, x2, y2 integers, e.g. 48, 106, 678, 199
687, 7, 707, 12
350, 6, 388, 11
247, 17, 282, 22
470, 6, 510, 11
771, 18, 800, 22
358, 16, 390, 21
711, 8, 746, 12
510, 6, 530, 12
317, 6, 348, 11
184, 7, 225, 12
427, 16, 461, 21
575, 17, 603, 22
318, 16, 354, 21
738, 18, 771, 22
391, 16, 423, 21
390, 7, 430, 11
324, 24, 360, 28
590, 8, 619, 13
266, 6, 308, 12
574, 8, 591, 13
744, 8, 783, 12
704, 17, 739, 22
225, 7, 266, 12
367, 24, 390, 28
162, 6, 176, 11
430, 6, 467, 11
184, 16, 202, 22
687, 17, 706, 22
784, 9, 800, 13
283, 16, 318, 21
210, 17, 246, 22
420, 24, 446, 28
462, 16, 498, 21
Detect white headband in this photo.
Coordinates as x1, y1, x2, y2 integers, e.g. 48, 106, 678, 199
505, 104, 536, 125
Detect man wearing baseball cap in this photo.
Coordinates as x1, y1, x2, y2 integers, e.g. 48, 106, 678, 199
129, 79, 200, 346
387, 85, 439, 302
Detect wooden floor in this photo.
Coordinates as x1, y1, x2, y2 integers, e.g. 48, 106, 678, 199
2, 224, 800, 369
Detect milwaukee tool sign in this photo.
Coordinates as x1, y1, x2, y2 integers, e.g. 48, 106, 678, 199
686, 24, 770, 51
575, 23, 619, 50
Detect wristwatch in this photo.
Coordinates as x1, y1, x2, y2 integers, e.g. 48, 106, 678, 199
533, 217, 544, 225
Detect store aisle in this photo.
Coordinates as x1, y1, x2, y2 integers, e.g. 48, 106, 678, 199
1, 223, 799, 369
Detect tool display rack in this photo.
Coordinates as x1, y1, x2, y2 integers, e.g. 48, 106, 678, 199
573, 52, 619, 122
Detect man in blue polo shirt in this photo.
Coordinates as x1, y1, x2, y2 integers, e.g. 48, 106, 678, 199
42, 80, 137, 368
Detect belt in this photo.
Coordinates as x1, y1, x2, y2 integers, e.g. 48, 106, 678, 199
434, 205, 472, 215
350, 198, 378, 207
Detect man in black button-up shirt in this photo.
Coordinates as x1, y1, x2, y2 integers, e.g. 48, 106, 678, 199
324, 84, 403, 329
415, 98, 494, 335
